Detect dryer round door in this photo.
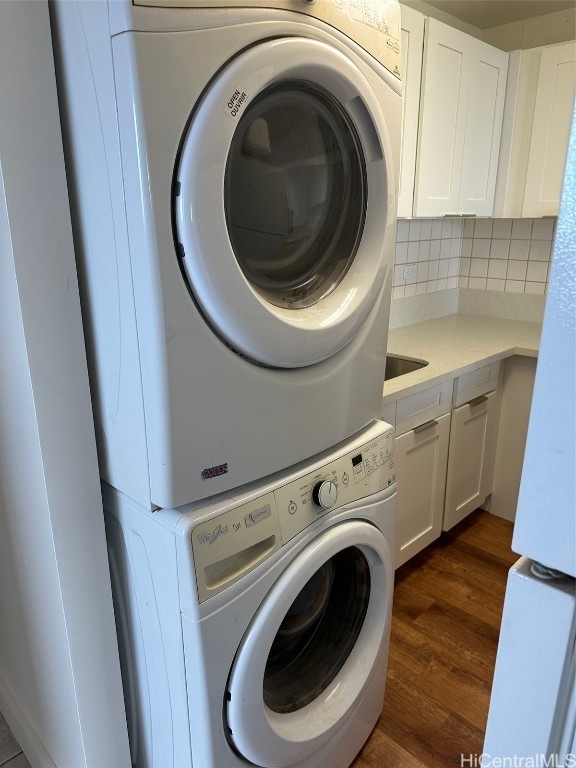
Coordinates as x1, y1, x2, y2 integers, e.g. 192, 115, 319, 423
174, 37, 395, 368
225, 520, 393, 767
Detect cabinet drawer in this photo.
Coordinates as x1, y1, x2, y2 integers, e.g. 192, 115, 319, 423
396, 380, 454, 436
453, 362, 500, 408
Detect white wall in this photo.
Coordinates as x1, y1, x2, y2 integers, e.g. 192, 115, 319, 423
0, 2, 130, 766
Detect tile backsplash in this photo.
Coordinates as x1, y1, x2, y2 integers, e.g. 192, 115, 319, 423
393, 217, 555, 299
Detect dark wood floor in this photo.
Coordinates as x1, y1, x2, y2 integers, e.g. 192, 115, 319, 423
1, 510, 514, 768
353, 509, 516, 768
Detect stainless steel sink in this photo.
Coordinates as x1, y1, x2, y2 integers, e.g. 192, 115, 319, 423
385, 355, 428, 381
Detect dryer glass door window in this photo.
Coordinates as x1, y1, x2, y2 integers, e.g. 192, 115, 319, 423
225, 82, 366, 310
263, 546, 370, 713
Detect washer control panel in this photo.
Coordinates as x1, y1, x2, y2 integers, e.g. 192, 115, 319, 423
274, 424, 395, 543
191, 422, 395, 602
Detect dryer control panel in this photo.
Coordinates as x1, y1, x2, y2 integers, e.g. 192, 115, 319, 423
190, 422, 394, 602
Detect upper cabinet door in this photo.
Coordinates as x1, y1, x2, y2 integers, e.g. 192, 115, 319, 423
523, 42, 576, 217
414, 19, 469, 217
397, 5, 424, 218
459, 43, 509, 216
414, 18, 508, 217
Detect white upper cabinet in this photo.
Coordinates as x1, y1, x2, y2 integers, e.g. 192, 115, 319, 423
494, 41, 576, 218
411, 18, 508, 217
397, 5, 424, 217
523, 42, 576, 216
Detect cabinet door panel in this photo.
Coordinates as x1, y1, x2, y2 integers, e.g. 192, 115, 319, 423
414, 19, 467, 216
523, 42, 576, 216
395, 412, 450, 567
397, 6, 424, 217
459, 47, 508, 215
444, 391, 499, 531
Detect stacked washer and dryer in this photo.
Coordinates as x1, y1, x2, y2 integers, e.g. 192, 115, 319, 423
51, 1, 402, 766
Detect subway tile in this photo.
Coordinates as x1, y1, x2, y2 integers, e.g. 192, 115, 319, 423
460, 257, 471, 277
428, 259, 440, 280
507, 260, 528, 281
509, 239, 530, 260
446, 276, 459, 290
431, 219, 443, 239
529, 240, 552, 261
468, 276, 487, 290
396, 219, 410, 242
437, 277, 448, 291
526, 261, 549, 282
458, 276, 469, 288
408, 241, 420, 263
525, 281, 546, 295
419, 240, 431, 261
450, 238, 461, 259
404, 282, 417, 297
417, 262, 429, 282
393, 264, 405, 285
492, 219, 513, 239
451, 220, 464, 238
505, 279, 525, 293
409, 219, 422, 241
470, 258, 489, 278
420, 219, 433, 240
488, 259, 508, 280
473, 219, 493, 238
490, 239, 510, 260
440, 239, 452, 259
441, 219, 453, 239
395, 241, 409, 264
438, 260, 449, 279
392, 285, 405, 299
531, 218, 555, 240
511, 219, 533, 239
430, 239, 441, 260
427, 279, 438, 293
416, 281, 428, 295
448, 258, 460, 278
461, 238, 473, 259
471, 239, 491, 259
486, 278, 506, 292
463, 218, 475, 238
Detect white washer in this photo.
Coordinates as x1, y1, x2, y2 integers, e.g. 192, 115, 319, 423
51, 1, 401, 510
104, 420, 396, 768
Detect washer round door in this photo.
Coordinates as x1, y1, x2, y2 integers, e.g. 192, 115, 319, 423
225, 520, 393, 767
174, 37, 396, 368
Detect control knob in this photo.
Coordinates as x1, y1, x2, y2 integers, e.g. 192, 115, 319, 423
312, 480, 338, 510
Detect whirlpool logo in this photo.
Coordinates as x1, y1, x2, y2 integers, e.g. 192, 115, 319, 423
197, 523, 228, 545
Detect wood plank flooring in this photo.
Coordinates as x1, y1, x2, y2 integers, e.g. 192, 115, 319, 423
0, 509, 514, 768
353, 509, 516, 768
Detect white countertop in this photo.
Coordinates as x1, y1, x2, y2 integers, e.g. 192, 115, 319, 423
383, 314, 542, 404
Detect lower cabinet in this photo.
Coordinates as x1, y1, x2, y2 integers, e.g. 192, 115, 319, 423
443, 391, 500, 531
395, 412, 450, 568
386, 361, 503, 568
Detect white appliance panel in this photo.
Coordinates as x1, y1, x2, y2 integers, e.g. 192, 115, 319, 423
103, 421, 397, 768
51, 1, 401, 509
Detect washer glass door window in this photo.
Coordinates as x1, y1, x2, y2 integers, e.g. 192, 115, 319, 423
175, 38, 395, 368
225, 80, 366, 311
264, 546, 369, 713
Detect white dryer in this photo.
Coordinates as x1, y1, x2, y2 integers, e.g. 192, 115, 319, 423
51, 0, 401, 509
104, 420, 396, 768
